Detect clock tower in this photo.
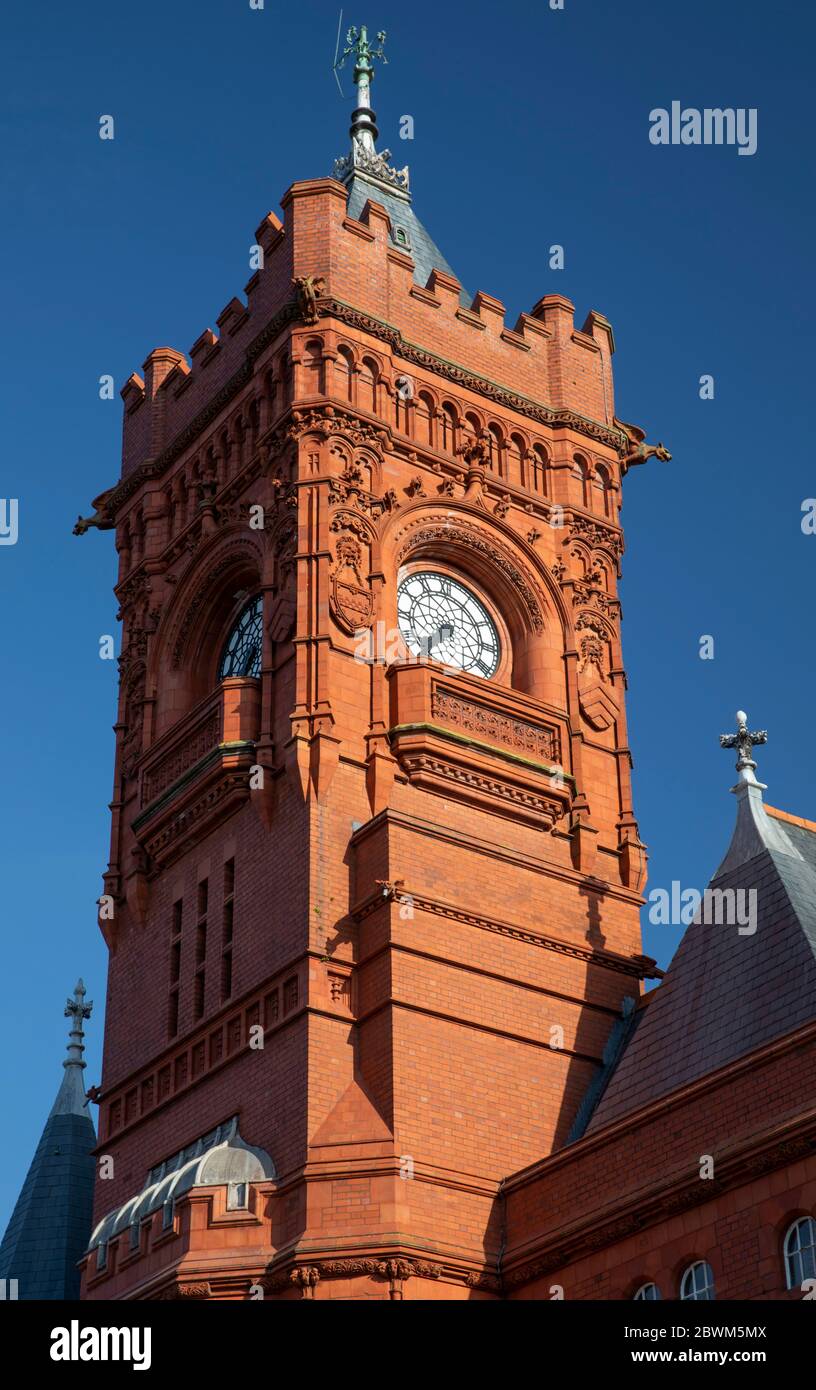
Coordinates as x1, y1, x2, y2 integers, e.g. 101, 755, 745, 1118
77, 26, 661, 1300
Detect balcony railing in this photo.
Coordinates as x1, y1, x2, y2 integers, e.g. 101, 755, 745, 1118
132, 679, 260, 868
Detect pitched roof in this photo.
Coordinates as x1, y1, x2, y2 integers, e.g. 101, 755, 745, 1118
582, 780, 816, 1136
345, 172, 470, 307
0, 983, 97, 1299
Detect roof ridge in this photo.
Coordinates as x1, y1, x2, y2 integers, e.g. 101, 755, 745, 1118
766, 804, 816, 834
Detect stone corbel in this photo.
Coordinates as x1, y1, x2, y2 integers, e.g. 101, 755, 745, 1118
290, 1266, 321, 1299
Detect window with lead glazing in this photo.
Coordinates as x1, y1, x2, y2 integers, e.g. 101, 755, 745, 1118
218, 596, 262, 680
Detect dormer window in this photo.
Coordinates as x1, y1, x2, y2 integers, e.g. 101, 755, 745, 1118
394, 226, 410, 250
218, 596, 263, 680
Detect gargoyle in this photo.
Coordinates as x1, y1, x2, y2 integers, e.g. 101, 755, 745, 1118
73, 487, 116, 535
615, 418, 672, 475
292, 275, 326, 326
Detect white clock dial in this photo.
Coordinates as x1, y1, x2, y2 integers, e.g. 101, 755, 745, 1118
397, 571, 500, 677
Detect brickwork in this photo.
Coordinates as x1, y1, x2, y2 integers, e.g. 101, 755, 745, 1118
80, 168, 669, 1301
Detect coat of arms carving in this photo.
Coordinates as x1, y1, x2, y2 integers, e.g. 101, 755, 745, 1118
330, 534, 374, 634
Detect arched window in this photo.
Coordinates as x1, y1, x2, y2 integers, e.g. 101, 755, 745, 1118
171, 474, 188, 533
530, 444, 549, 496
464, 412, 482, 444
416, 391, 435, 447
248, 399, 260, 449
573, 454, 591, 508
302, 339, 323, 395
680, 1261, 715, 1301
359, 356, 379, 415
784, 1217, 816, 1290
280, 355, 293, 407
440, 403, 457, 454
508, 433, 525, 487
335, 346, 354, 402
233, 416, 246, 469
594, 463, 614, 519
264, 368, 277, 423
218, 596, 263, 680
633, 1282, 661, 1301
487, 424, 504, 476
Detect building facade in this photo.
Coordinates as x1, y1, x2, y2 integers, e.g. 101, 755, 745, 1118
67, 30, 815, 1302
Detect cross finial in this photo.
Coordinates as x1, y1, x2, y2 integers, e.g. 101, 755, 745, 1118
719, 709, 767, 782
63, 978, 93, 1069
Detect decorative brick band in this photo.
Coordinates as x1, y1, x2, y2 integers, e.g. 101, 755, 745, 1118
353, 887, 658, 981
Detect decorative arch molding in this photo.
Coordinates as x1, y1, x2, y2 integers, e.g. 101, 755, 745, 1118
385, 502, 571, 642
164, 532, 264, 674
287, 403, 391, 456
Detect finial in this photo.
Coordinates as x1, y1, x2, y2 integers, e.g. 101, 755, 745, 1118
64, 979, 92, 1071
719, 710, 768, 786
335, 24, 387, 154
331, 23, 409, 196
49, 979, 94, 1117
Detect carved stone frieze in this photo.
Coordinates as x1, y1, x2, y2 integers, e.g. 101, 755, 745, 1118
431, 687, 561, 764
567, 515, 624, 562
171, 541, 260, 669
141, 707, 222, 806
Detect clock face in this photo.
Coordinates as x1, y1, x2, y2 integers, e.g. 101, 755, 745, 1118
397, 571, 500, 677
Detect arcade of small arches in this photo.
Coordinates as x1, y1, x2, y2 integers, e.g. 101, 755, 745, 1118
115, 332, 619, 576
309, 336, 618, 515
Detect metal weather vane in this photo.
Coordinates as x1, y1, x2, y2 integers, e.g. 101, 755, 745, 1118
330, 22, 408, 193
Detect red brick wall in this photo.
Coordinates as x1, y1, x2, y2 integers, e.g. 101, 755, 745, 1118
85, 174, 655, 1299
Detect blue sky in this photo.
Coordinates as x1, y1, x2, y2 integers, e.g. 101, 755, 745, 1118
1, 0, 813, 1232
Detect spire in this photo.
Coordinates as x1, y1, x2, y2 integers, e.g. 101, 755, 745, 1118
50, 979, 93, 1117
0, 980, 96, 1299
584, 714, 816, 1135
714, 709, 802, 878
332, 23, 410, 197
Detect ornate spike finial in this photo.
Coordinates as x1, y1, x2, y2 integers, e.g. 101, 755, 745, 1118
335, 24, 387, 155
48, 979, 94, 1118
331, 23, 409, 196
64, 978, 93, 1071
719, 710, 768, 785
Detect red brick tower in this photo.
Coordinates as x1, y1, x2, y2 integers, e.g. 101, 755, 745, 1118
78, 27, 664, 1301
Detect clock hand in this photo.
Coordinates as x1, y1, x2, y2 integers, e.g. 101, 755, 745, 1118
419, 622, 454, 658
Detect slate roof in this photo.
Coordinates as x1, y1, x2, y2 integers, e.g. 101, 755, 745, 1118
345, 171, 471, 307
0, 1110, 96, 1299
582, 785, 816, 1136
0, 986, 97, 1300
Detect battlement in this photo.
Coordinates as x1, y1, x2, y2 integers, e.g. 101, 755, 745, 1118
119, 177, 620, 485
